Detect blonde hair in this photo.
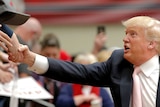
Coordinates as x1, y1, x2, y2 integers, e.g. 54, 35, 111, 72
122, 16, 160, 54
97, 50, 112, 62
74, 53, 97, 64
86, 53, 98, 64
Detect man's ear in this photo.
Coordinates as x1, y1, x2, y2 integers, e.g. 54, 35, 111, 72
148, 41, 155, 49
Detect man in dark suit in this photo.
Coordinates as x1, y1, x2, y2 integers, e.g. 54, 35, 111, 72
2, 16, 160, 107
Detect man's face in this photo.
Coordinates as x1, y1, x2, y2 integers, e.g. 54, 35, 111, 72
123, 26, 150, 65
41, 46, 60, 59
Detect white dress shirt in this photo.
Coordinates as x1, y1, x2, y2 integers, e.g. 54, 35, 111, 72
28, 54, 48, 74
139, 55, 159, 107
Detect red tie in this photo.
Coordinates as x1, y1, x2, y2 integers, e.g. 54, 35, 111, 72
132, 66, 142, 107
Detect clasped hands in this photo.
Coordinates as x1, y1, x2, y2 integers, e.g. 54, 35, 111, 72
0, 30, 35, 67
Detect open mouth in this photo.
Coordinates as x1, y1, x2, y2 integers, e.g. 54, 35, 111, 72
124, 45, 130, 52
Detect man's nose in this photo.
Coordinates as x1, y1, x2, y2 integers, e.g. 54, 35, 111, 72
123, 35, 129, 42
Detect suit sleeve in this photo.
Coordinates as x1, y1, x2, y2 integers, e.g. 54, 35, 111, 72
40, 49, 125, 87
42, 57, 112, 87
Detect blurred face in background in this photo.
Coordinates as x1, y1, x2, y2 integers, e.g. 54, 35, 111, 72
41, 46, 60, 59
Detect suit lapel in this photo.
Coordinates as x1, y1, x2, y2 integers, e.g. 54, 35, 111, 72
156, 57, 160, 107
156, 69, 160, 107
156, 77, 160, 107
120, 65, 133, 107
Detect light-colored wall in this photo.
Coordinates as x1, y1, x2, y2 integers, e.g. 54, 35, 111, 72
42, 23, 125, 55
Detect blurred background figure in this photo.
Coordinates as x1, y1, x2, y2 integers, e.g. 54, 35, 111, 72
14, 16, 44, 92
31, 33, 71, 107
96, 49, 113, 101
12, 16, 43, 107
39, 33, 71, 62
56, 53, 114, 107
17, 63, 32, 107
12, 0, 26, 13
0, 51, 15, 84
92, 26, 107, 56
1, 16, 46, 107
72, 26, 107, 62
0, 50, 18, 107
14, 17, 42, 49
96, 50, 112, 63
18, 63, 32, 78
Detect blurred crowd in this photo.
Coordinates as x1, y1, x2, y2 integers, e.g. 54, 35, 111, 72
0, 15, 118, 107
1, 0, 160, 106
0, 1, 117, 107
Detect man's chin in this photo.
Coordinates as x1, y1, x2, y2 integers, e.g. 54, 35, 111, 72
123, 53, 129, 60
123, 53, 134, 64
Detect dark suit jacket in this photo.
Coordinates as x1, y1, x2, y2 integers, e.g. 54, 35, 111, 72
42, 49, 160, 107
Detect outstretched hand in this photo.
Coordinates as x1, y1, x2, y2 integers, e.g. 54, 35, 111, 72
92, 32, 107, 55
0, 30, 36, 67
0, 31, 12, 51
94, 32, 107, 49
0, 31, 23, 62
8, 44, 36, 67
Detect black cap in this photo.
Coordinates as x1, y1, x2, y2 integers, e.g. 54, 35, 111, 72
0, 0, 30, 25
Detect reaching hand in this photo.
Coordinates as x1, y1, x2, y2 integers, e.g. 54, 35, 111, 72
0, 62, 18, 84
92, 32, 107, 55
0, 69, 13, 83
0, 25, 36, 67
0, 61, 11, 71
0, 31, 12, 52
85, 93, 100, 102
8, 44, 36, 67
0, 30, 23, 63
94, 32, 107, 49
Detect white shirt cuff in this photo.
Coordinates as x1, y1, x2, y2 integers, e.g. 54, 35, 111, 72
28, 54, 49, 74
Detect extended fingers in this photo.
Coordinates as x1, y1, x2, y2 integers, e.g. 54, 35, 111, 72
8, 53, 18, 62
0, 31, 12, 43
0, 31, 12, 49
0, 31, 12, 46
0, 70, 13, 83
18, 44, 28, 52
0, 41, 8, 51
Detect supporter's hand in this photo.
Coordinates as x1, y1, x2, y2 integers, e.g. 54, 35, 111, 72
74, 93, 100, 106
0, 31, 12, 52
85, 93, 100, 102
7, 33, 24, 62
0, 30, 23, 62
8, 44, 36, 66
92, 32, 107, 55
0, 30, 36, 66
0, 60, 18, 83
94, 32, 107, 50
0, 69, 13, 83
0, 51, 9, 62
8, 61, 18, 73
0, 61, 11, 71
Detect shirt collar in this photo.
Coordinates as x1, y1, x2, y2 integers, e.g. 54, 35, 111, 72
140, 55, 159, 77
